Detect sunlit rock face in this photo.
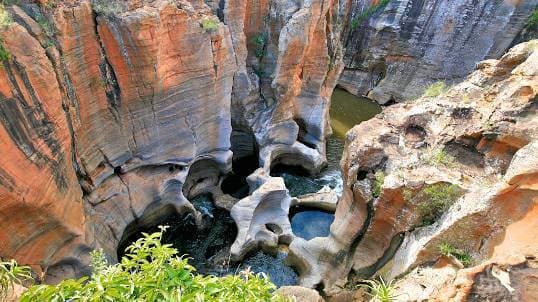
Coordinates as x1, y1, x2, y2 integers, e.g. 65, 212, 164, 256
289, 40, 537, 296
0, 0, 343, 282
339, 0, 536, 104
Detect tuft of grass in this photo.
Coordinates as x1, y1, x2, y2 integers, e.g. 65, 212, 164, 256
372, 171, 385, 198
201, 17, 219, 32
426, 149, 456, 168
252, 32, 267, 58
360, 276, 400, 302
423, 81, 447, 97
438, 243, 473, 267
0, 259, 33, 300
418, 183, 460, 226
21, 226, 289, 302
351, 0, 391, 29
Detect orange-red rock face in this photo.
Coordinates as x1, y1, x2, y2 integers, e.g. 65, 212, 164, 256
0, 0, 342, 282
0, 19, 87, 278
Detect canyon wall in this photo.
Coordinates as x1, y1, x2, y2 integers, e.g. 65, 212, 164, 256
288, 40, 537, 297
0, 0, 343, 282
339, 0, 537, 104
0, 0, 536, 295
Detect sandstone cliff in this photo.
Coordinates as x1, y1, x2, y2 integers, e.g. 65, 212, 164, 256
0, 0, 536, 299
339, 0, 536, 104
288, 40, 537, 298
0, 0, 342, 281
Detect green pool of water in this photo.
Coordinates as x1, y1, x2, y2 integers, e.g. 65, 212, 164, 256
330, 88, 382, 139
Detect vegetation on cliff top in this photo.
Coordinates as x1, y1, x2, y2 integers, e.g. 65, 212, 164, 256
20, 227, 288, 302
423, 81, 448, 98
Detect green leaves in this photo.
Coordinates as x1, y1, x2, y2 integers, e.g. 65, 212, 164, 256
21, 226, 289, 302
360, 276, 400, 302
372, 171, 385, 198
423, 81, 448, 98
438, 243, 473, 267
0, 259, 32, 300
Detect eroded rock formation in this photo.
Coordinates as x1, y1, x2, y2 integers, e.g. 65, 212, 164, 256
290, 40, 537, 297
0, 0, 342, 281
339, 0, 537, 104
0, 0, 536, 298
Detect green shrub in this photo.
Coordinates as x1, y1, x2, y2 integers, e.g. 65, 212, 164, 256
417, 183, 460, 226
372, 171, 385, 198
351, 0, 391, 29
423, 81, 447, 97
21, 226, 288, 302
0, 39, 10, 62
0, 259, 32, 300
360, 276, 400, 302
438, 243, 472, 267
252, 33, 267, 58
201, 18, 219, 32
426, 149, 456, 168
0, 3, 12, 28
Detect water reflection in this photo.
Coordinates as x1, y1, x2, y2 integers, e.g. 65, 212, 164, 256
330, 88, 382, 139
290, 210, 335, 240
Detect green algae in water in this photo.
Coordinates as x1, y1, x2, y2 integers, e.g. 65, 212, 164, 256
330, 88, 382, 139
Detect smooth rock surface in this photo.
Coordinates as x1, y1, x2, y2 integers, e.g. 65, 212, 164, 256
339, 0, 536, 103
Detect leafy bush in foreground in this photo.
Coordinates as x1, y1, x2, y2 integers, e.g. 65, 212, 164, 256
21, 226, 288, 302
0, 259, 32, 300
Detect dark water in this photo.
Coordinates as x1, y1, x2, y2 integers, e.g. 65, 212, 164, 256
290, 210, 335, 240
238, 251, 298, 287
274, 135, 345, 197
330, 88, 382, 139
123, 194, 298, 287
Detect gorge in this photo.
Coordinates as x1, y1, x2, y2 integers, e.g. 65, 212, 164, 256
0, 0, 537, 301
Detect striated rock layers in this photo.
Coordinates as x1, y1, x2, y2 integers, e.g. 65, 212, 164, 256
339, 0, 536, 104
0, 0, 343, 282
288, 40, 537, 297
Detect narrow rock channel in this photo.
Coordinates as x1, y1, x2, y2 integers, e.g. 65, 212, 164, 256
116, 88, 382, 287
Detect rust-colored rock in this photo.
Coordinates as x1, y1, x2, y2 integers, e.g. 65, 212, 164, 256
0, 0, 342, 283
289, 40, 537, 296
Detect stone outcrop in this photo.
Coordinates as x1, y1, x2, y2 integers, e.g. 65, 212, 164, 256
339, 0, 536, 104
0, 0, 343, 282
230, 169, 293, 260
289, 40, 537, 296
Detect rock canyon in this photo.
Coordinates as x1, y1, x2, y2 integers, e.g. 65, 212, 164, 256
0, 0, 536, 301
